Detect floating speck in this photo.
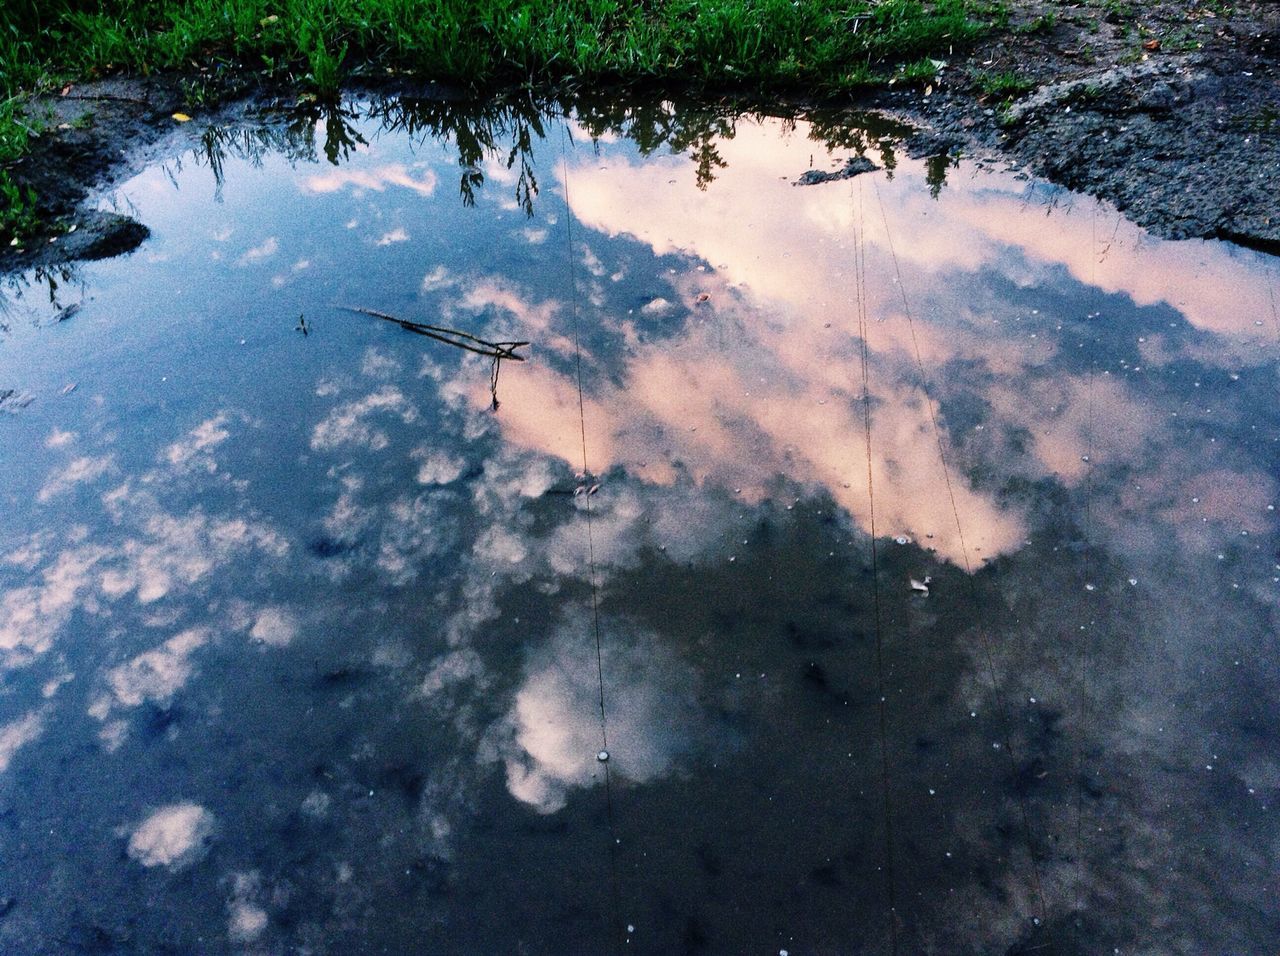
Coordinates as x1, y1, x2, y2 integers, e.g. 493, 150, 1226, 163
1128, 578, 1138, 586
597, 750, 609, 762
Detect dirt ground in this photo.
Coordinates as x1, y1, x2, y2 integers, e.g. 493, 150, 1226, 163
2, 0, 1277, 273
879, 0, 1280, 254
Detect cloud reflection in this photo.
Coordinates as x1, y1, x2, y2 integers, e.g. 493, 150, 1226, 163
495, 614, 700, 813
303, 163, 438, 198
127, 802, 215, 870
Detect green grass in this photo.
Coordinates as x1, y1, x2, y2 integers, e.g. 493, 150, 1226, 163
1014, 11, 1056, 33
0, 0, 1004, 245
972, 68, 1036, 99
0, 168, 38, 244
9, 0, 995, 94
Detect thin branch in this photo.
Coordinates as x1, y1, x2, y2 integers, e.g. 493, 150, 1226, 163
338, 305, 528, 360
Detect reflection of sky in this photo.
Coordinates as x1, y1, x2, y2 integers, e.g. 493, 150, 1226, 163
0, 104, 1277, 954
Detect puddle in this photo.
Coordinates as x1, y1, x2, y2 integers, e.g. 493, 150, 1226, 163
1, 96, 1278, 954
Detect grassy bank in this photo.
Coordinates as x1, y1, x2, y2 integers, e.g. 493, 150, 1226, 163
1, 0, 1000, 242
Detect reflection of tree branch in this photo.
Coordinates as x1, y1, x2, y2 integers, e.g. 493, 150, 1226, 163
925, 152, 957, 199
0, 262, 79, 324
489, 354, 505, 411
692, 136, 726, 191
188, 93, 916, 214
367, 94, 548, 216
197, 114, 324, 194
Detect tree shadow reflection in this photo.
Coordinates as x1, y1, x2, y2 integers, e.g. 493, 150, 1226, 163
188, 91, 935, 216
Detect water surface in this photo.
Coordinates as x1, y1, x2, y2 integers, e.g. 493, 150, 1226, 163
1, 96, 1278, 954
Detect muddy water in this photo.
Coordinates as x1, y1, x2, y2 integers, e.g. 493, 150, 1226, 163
0, 98, 1277, 954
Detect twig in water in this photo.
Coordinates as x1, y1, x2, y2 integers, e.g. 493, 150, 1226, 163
339, 305, 528, 361
340, 305, 528, 411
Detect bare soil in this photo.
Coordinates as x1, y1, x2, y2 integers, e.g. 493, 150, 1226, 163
878, 0, 1280, 253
